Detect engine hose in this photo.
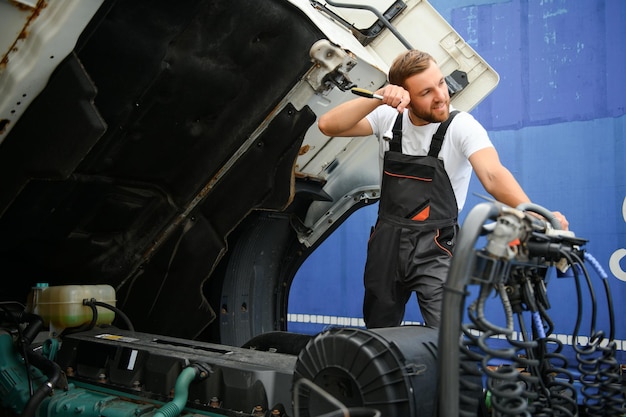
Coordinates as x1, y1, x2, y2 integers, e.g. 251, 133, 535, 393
88, 300, 135, 332
3, 309, 45, 397
0, 309, 44, 347
17, 313, 44, 347
42, 338, 59, 361
153, 366, 199, 417
438, 202, 501, 417
21, 350, 63, 417
60, 299, 135, 337
59, 302, 98, 337
20, 381, 53, 417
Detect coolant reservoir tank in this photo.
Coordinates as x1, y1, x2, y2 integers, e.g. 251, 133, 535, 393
27, 283, 116, 333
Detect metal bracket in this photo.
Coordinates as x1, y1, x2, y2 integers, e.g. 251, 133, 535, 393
308, 39, 357, 93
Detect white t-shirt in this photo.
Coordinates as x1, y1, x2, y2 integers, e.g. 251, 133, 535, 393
366, 105, 493, 212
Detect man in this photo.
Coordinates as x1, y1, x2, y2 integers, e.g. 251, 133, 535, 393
317, 49, 567, 328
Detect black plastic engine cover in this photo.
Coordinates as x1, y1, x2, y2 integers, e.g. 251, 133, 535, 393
55, 328, 298, 415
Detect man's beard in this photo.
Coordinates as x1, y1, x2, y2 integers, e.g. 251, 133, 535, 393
410, 104, 450, 124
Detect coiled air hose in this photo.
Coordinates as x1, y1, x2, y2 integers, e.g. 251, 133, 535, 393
575, 252, 622, 416
437, 202, 619, 417
438, 202, 501, 417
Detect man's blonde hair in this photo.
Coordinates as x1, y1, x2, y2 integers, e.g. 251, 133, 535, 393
388, 50, 436, 87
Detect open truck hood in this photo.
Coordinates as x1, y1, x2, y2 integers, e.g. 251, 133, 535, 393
0, 0, 498, 345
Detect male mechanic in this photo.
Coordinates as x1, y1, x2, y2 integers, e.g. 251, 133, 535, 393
317, 49, 568, 328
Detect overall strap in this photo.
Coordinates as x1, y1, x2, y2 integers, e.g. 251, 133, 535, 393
389, 112, 403, 152
428, 110, 460, 157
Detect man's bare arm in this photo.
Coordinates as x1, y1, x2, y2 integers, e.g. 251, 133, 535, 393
470, 147, 569, 229
317, 97, 379, 137
470, 147, 530, 207
317, 85, 408, 137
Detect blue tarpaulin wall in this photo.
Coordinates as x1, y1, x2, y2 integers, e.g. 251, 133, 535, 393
289, 0, 626, 362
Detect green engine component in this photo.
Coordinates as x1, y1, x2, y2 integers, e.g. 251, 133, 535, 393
36, 385, 228, 417
0, 333, 225, 417
36, 366, 201, 417
39, 386, 157, 417
0, 332, 47, 415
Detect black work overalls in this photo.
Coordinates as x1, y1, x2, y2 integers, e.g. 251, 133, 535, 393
363, 111, 459, 328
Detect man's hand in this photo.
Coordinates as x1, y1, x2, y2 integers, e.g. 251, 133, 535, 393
376, 85, 410, 113
551, 211, 569, 230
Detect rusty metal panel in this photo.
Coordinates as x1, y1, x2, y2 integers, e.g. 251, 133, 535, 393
0, 0, 104, 142
0, 1, 43, 69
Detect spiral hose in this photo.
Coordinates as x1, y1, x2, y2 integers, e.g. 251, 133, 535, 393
438, 203, 624, 416
576, 252, 622, 416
